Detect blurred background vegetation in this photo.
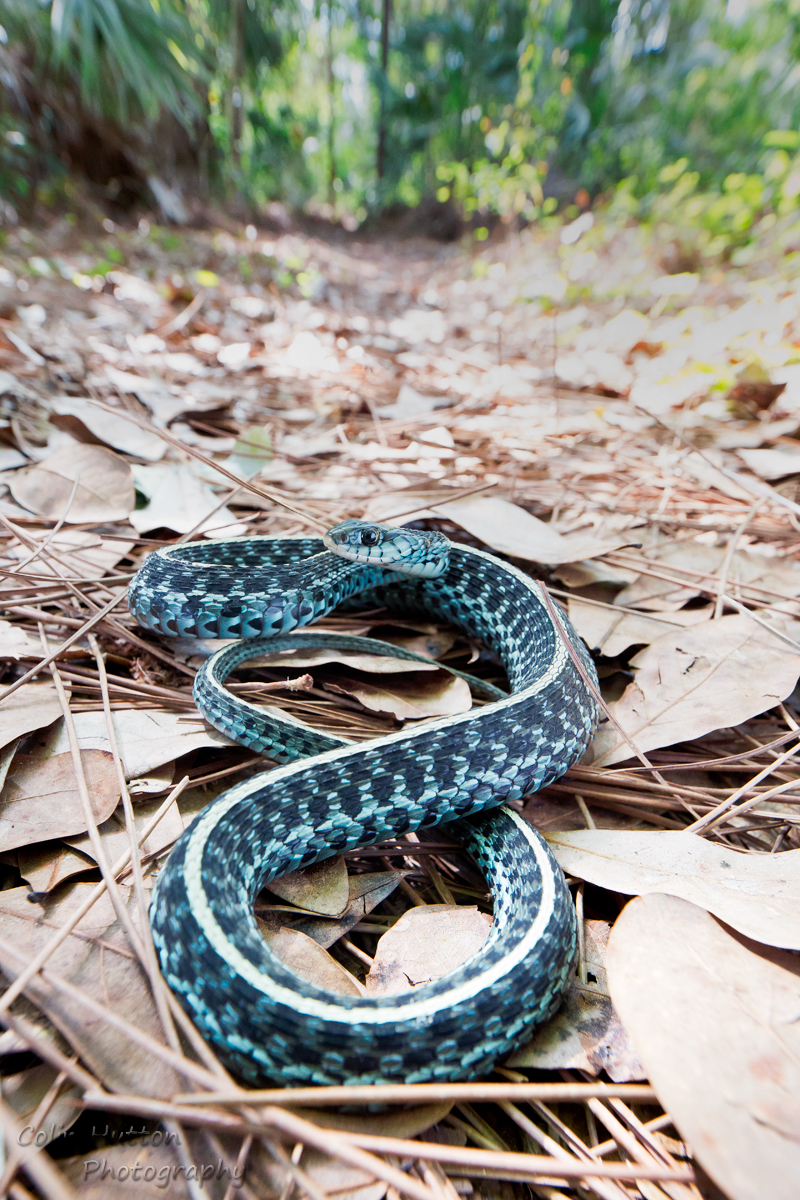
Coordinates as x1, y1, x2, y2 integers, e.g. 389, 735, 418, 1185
3, 0, 800, 254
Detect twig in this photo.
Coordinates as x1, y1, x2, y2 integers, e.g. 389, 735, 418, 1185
173, 1083, 656, 1107
684, 737, 800, 833
157, 288, 207, 335
0, 590, 125, 707
713, 498, 766, 618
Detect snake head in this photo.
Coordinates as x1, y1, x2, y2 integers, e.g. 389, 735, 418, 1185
323, 520, 450, 579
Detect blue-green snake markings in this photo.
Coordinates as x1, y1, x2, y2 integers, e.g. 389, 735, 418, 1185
129, 520, 599, 1085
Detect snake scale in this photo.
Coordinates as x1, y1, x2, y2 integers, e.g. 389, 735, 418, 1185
128, 520, 599, 1086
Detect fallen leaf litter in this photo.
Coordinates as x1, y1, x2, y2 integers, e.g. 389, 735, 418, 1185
0, 216, 799, 1199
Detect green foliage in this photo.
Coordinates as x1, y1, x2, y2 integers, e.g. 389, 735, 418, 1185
574, 0, 800, 193
5, 0, 800, 232
52, 0, 202, 121
2, 0, 202, 124
605, 143, 800, 266
374, 0, 527, 196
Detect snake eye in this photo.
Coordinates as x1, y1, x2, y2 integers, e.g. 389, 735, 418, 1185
360, 528, 380, 546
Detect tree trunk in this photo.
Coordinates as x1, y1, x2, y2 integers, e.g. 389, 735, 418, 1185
327, 6, 336, 204
376, 0, 391, 181
231, 0, 245, 168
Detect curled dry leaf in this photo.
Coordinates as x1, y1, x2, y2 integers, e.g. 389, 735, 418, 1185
257, 921, 365, 996
606, 894, 800, 1200
8, 443, 135, 523
366, 904, 492, 996
737, 445, 800, 479
272, 870, 405, 948
0, 749, 119, 852
16, 840, 96, 895
0, 739, 20, 793
267, 854, 350, 916
587, 613, 800, 766
679, 451, 759, 503
508, 920, 645, 1081
291, 1101, 453, 1137
547, 830, 800, 951
614, 542, 800, 612
0, 883, 183, 1097
325, 670, 472, 720
3, 1062, 82, 1145
0, 682, 63, 752
252, 646, 441, 675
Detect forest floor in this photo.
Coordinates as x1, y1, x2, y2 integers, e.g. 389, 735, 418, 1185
0, 208, 798, 1200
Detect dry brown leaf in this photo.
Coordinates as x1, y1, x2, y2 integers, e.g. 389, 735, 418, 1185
387, 630, 457, 658
614, 543, 800, 611
16, 840, 97, 895
556, 348, 633, 394
0, 883, 182, 1097
523, 790, 643, 834
680, 451, 759, 502
64, 793, 185, 871
0, 619, 46, 659
587, 613, 800, 766
3, 1062, 82, 1145
508, 920, 645, 1081
713, 416, 800, 450
568, 599, 713, 657
0, 749, 119, 851
366, 904, 492, 996
325, 670, 472, 720
129, 462, 241, 535
47, 709, 235, 780
737, 445, 800, 479
554, 557, 639, 589
267, 855, 350, 916
8, 443, 135, 522
606, 894, 800, 1200
253, 646, 441, 675
548, 830, 800, 951
0, 682, 63, 752
292, 1101, 453, 1136
261, 1146, 387, 1200
5, 530, 134, 579
61, 1139, 190, 1199
257, 921, 366, 996
1, 739, 21, 794
272, 870, 405, 948
50, 396, 166, 461
430, 495, 627, 565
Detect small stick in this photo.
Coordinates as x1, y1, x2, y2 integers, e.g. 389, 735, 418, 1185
173, 1082, 657, 1107
0, 590, 126, 706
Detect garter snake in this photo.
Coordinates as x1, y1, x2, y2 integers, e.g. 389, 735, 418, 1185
129, 520, 598, 1086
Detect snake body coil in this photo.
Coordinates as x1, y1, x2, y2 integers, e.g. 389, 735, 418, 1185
129, 522, 598, 1086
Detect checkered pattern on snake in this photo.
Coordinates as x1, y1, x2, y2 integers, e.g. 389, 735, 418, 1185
129, 526, 599, 1086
